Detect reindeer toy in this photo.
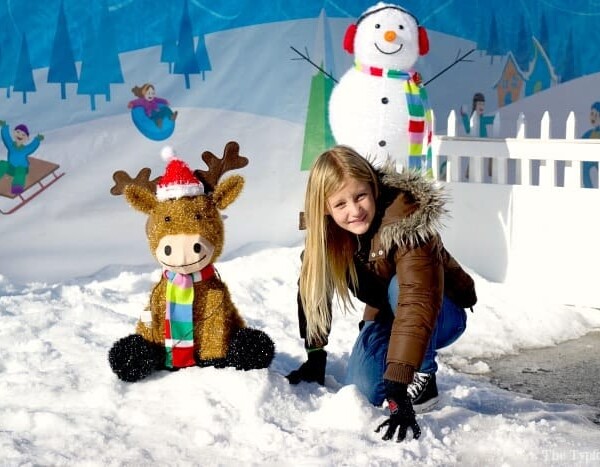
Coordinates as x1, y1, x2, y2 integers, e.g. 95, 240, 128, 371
108, 142, 275, 382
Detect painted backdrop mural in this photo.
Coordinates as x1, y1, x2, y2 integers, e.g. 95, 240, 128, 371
0, 0, 599, 215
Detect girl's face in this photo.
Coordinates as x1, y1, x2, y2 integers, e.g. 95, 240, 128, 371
326, 177, 376, 235
144, 87, 156, 101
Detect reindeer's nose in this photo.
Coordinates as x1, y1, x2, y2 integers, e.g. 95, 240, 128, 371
156, 234, 215, 274
384, 30, 397, 42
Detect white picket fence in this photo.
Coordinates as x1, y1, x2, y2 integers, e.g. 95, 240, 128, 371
431, 110, 600, 308
431, 110, 600, 188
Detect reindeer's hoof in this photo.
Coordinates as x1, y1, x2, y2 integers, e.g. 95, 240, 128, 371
227, 328, 275, 370
108, 334, 165, 382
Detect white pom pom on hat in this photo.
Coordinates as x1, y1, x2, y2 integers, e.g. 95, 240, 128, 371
156, 147, 203, 201
161, 145, 176, 162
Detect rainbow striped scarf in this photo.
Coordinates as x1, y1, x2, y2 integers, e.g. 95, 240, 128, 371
354, 61, 433, 176
163, 264, 216, 368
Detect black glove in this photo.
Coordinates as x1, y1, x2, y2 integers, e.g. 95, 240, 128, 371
375, 381, 421, 442
285, 348, 326, 385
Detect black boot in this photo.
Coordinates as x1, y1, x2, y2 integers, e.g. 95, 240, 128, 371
226, 328, 275, 370
108, 334, 165, 382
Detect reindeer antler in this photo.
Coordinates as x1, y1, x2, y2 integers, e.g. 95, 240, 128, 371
110, 168, 159, 196
194, 141, 249, 193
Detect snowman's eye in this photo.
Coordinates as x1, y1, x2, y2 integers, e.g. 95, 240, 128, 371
399, 25, 404, 30
375, 23, 381, 29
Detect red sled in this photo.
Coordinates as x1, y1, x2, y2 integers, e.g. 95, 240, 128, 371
0, 157, 65, 215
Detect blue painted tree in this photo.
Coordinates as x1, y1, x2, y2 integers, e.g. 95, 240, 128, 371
538, 12, 550, 56
174, 0, 200, 89
13, 35, 36, 104
559, 29, 576, 83
195, 29, 212, 81
486, 12, 503, 63
47, 0, 78, 100
97, 0, 124, 102
473, 1, 488, 55
514, 16, 532, 72
160, 10, 178, 74
0, 14, 20, 98
77, 21, 108, 111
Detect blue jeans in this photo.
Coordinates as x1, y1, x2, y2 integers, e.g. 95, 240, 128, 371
345, 276, 467, 406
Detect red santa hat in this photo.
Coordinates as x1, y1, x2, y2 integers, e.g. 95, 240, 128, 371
156, 146, 203, 201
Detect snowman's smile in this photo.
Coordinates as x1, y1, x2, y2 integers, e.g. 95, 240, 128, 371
374, 42, 403, 55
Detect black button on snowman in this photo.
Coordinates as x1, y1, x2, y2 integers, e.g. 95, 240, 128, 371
329, 2, 431, 173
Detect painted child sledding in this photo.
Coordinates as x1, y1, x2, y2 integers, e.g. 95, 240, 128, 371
0, 120, 44, 195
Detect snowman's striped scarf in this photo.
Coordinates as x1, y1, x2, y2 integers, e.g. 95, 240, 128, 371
354, 62, 432, 176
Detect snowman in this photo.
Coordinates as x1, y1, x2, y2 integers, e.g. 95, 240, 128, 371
329, 2, 431, 173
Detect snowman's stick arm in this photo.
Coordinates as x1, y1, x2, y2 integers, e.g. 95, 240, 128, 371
290, 46, 339, 83
423, 48, 476, 86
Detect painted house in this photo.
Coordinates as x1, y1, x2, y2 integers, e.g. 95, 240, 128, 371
493, 52, 526, 107
524, 36, 558, 97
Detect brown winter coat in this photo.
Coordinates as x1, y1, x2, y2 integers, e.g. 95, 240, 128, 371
359, 169, 476, 384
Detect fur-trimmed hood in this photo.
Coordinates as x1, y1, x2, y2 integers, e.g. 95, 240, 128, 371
376, 169, 448, 254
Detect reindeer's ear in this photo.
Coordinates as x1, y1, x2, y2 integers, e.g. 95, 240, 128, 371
124, 184, 158, 214
213, 175, 244, 210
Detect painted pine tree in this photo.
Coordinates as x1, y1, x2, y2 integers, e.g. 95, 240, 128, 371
559, 29, 576, 83
538, 12, 550, 57
97, 0, 124, 102
47, 0, 78, 100
486, 13, 503, 64
0, 15, 20, 99
195, 29, 212, 81
301, 72, 335, 171
174, 0, 200, 89
13, 35, 35, 104
514, 16, 532, 72
300, 9, 336, 171
77, 20, 108, 111
160, 10, 178, 74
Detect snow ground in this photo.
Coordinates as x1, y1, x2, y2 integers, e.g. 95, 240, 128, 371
1, 246, 600, 466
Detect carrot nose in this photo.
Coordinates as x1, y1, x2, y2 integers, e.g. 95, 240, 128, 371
384, 30, 397, 42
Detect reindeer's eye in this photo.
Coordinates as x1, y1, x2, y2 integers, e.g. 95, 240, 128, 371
194, 213, 201, 221
164, 216, 171, 222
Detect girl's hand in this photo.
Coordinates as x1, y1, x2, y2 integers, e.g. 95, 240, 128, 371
375, 381, 421, 442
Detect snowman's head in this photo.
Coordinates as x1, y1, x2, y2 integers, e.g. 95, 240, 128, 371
343, 3, 429, 71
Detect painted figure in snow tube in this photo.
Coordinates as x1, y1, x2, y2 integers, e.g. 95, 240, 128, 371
128, 83, 178, 141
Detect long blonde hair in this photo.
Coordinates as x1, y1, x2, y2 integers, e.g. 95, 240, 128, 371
300, 145, 379, 345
